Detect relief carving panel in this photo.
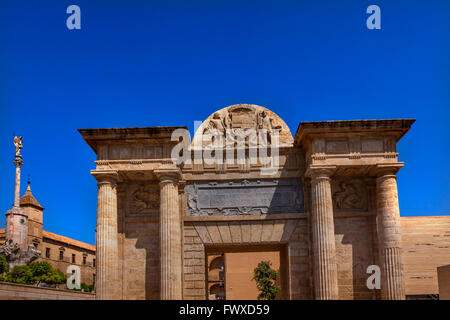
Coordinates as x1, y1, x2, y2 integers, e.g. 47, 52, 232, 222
126, 182, 160, 216
332, 179, 367, 211
186, 179, 303, 216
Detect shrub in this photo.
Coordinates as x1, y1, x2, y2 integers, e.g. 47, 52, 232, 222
0, 255, 8, 274
252, 260, 280, 300
0, 261, 67, 286
8, 265, 35, 285
38, 268, 67, 285
80, 282, 93, 292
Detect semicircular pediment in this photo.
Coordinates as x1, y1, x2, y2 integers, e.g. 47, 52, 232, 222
192, 104, 293, 147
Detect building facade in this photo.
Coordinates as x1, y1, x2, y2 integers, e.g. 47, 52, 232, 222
0, 182, 96, 286
79, 104, 450, 300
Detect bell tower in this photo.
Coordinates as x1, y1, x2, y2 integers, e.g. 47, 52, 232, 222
20, 179, 44, 251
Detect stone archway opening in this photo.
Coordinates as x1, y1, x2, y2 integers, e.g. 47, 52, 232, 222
205, 244, 288, 300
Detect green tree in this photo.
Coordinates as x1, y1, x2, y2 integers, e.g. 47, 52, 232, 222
41, 268, 66, 285
8, 265, 34, 285
252, 260, 280, 300
0, 254, 8, 274
0, 261, 66, 286
30, 261, 52, 285
80, 282, 94, 292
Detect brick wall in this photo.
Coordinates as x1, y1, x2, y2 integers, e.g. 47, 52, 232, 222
121, 219, 160, 299
401, 216, 450, 295
183, 223, 206, 300
288, 218, 312, 299
334, 216, 375, 300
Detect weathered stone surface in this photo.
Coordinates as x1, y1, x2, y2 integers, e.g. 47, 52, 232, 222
157, 170, 183, 300
376, 170, 405, 300
308, 166, 339, 299
186, 179, 303, 216
77, 105, 436, 301
93, 171, 121, 300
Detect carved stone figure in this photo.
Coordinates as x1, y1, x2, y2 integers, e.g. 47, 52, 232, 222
257, 111, 281, 145
0, 239, 41, 269
207, 112, 226, 135
14, 136, 23, 157
224, 112, 232, 129
129, 184, 159, 214
333, 181, 366, 210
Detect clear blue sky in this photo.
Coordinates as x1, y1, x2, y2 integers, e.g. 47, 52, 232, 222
0, 0, 449, 245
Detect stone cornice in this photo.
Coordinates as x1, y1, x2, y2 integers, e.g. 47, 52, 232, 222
91, 169, 122, 184
294, 119, 415, 147
154, 168, 182, 184
305, 165, 337, 178
78, 126, 187, 154
371, 163, 404, 177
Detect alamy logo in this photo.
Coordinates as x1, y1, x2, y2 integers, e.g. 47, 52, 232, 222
366, 265, 381, 289
171, 123, 280, 176
66, 265, 81, 290
366, 5, 381, 30
66, 5, 81, 30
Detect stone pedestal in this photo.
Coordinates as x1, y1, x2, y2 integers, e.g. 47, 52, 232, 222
5, 157, 28, 249
307, 166, 339, 300
5, 207, 28, 249
376, 167, 405, 300
92, 170, 120, 300
156, 170, 182, 300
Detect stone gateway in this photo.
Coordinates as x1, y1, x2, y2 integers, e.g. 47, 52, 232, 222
79, 104, 450, 300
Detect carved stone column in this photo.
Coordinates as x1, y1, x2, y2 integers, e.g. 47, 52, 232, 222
375, 164, 405, 300
13, 158, 23, 208
92, 170, 120, 300
155, 169, 182, 300
6, 151, 28, 249
306, 165, 339, 300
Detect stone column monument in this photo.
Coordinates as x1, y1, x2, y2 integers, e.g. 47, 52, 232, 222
0, 136, 40, 268
375, 164, 405, 300
92, 170, 121, 300
155, 169, 183, 300
307, 165, 339, 300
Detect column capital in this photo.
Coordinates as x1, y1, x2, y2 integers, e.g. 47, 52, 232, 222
13, 157, 23, 167
154, 169, 181, 185
305, 165, 336, 180
91, 169, 121, 185
372, 163, 404, 178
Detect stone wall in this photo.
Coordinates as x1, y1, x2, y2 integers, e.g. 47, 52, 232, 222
437, 265, 450, 300
0, 281, 94, 300
334, 216, 376, 299
287, 218, 312, 299
120, 219, 160, 299
183, 223, 206, 300
40, 236, 96, 285
401, 216, 450, 296
1, 228, 96, 286
182, 217, 312, 300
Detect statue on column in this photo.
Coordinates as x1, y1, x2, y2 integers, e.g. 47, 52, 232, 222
14, 136, 23, 158
1, 136, 40, 268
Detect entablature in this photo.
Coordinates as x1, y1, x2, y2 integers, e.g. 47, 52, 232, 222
294, 119, 415, 168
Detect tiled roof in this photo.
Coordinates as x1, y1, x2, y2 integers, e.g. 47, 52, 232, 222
43, 230, 95, 252
20, 183, 43, 209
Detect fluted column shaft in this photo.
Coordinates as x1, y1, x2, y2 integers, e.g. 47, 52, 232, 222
159, 176, 182, 300
310, 171, 339, 300
96, 179, 119, 300
14, 160, 22, 208
376, 174, 405, 300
